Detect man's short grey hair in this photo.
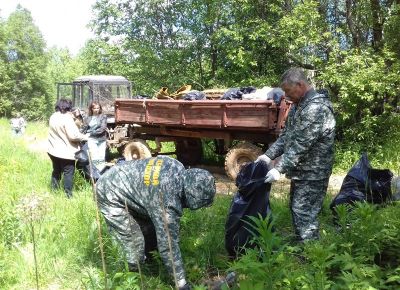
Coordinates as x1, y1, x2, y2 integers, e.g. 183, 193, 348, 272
280, 67, 310, 86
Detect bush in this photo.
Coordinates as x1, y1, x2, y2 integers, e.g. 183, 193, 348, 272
320, 49, 400, 156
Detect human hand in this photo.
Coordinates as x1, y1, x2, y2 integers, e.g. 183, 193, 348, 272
264, 168, 281, 183
255, 154, 272, 165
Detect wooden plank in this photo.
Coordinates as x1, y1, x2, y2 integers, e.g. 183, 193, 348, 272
182, 104, 224, 127
115, 99, 279, 130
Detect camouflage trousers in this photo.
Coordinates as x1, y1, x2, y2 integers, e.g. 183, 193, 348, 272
289, 178, 329, 242
98, 203, 157, 267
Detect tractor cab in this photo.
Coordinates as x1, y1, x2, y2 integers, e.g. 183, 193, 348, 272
57, 75, 132, 123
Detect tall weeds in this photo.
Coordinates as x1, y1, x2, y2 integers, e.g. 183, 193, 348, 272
17, 193, 47, 289
1, 118, 399, 289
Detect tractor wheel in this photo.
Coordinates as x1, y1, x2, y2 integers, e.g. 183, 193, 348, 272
224, 142, 263, 180
175, 138, 203, 166
123, 139, 152, 161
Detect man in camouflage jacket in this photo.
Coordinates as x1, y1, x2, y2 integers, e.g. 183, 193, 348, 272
256, 67, 336, 242
96, 156, 215, 289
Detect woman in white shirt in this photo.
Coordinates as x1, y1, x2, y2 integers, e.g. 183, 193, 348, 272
47, 99, 88, 198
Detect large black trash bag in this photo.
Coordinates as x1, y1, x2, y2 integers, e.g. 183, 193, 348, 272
330, 153, 393, 217
75, 142, 101, 182
225, 161, 272, 258
220, 88, 243, 100
240, 86, 257, 94
183, 90, 206, 101
220, 86, 256, 100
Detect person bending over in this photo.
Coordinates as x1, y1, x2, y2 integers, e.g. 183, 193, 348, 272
96, 156, 216, 289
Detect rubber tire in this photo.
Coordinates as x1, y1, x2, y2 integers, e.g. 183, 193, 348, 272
123, 139, 152, 161
224, 142, 263, 180
175, 138, 203, 166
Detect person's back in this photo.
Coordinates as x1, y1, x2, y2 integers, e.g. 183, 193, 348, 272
97, 156, 186, 216
47, 98, 88, 198
96, 156, 216, 289
47, 111, 84, 160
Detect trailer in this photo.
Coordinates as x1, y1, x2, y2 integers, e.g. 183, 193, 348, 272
111, 98, 291, 179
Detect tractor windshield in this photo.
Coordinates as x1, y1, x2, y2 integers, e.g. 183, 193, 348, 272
57, 75, 132, 115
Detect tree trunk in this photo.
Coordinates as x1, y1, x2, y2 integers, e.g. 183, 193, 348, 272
345, 0, 360, 48
370, 0, 383, 51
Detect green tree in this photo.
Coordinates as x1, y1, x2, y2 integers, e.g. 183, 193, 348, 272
384, 1, 400, 57
1, 5, 51, 120
321, 49, 399, 149
79, 39, 127, 76
0, 16, 12, 116
46, 47, 88, 107
90, 0, 205, 94
316, 0, 400, 149
87, 0, 399, 152
89, 0, 287, 91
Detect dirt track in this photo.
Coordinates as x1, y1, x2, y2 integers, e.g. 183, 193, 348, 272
197, 165, 344, 197
26, 134, 344, 196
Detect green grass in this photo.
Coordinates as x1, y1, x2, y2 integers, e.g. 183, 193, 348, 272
1, 118, 400, 289
333, 116, 400, 175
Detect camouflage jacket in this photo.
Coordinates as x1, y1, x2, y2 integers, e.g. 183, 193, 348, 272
96, 156, 187, 281
265, 89, 335, 180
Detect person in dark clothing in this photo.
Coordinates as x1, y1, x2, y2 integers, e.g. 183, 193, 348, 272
81, 101, 108, 172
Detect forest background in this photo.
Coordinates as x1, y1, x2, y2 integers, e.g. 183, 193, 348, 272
1, 0, 400, 162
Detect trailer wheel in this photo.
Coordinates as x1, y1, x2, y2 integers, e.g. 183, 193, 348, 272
123, 139, 152, 161
224, 142, 263, 180
175, 138, 202, 165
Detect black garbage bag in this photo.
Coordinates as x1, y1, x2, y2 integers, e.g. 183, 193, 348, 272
220, 86, 256, 100
240, 86, 257, 94
272, 88, 285, 104
75, 149, 89, 166
75, 143, 101, 182
330, 153, 393, 217
220, 88, 243, 100
183, 90, 206, 101
225, 161, 272, 258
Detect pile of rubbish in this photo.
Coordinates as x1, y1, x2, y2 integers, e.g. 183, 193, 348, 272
220, 86, 284, 103
134, 84, 285, 103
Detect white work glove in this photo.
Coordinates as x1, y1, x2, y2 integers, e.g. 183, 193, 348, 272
255, 154, 272, 165
264, 168, 281, 183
